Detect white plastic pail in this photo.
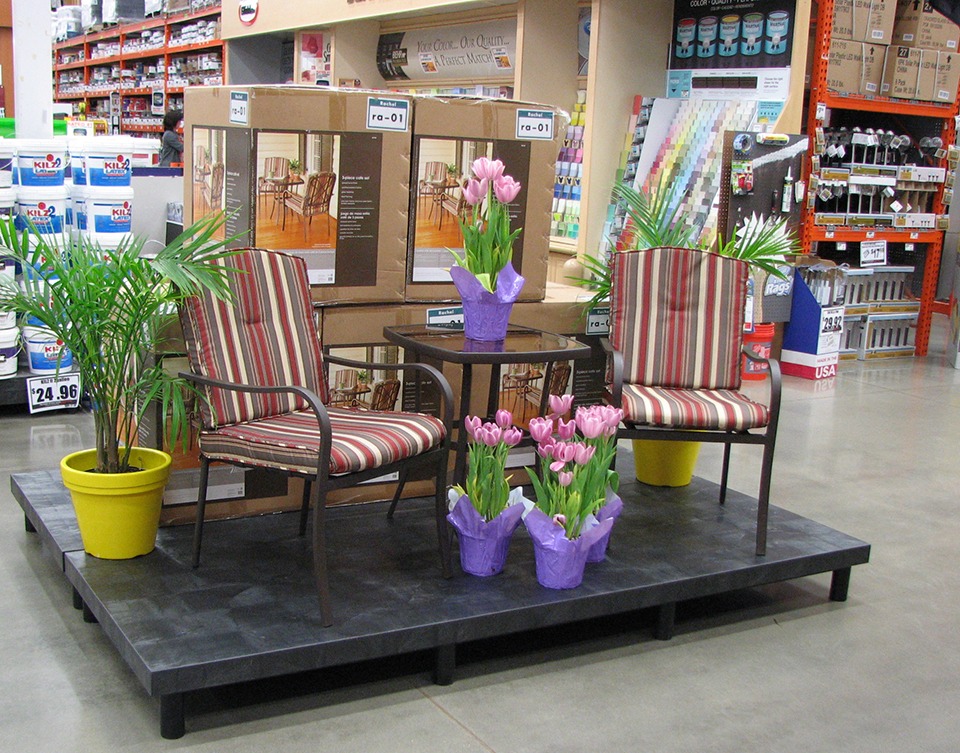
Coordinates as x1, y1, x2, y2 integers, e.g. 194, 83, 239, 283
84, 186, 133, 244
85, 137, 133, 187
22, 325, 72, 374
16, 140, 67, 187
15, 185, 69, 236
0, 143, 14, 188
0, 326, 19, 378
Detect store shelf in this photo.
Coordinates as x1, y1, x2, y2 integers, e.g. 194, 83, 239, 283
822, 92, 956, 119
806, 227, 943, 243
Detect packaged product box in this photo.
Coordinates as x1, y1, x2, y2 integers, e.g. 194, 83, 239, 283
826, 38, 887, 95
184, 85, 412, 305
880, 45, 960, 102
833, 0, 897, 45
892, 0, 960, 52
405, 96, 568, 303
782, 268, 844, 380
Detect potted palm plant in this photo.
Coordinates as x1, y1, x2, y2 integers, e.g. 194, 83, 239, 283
0, 213, 237, 559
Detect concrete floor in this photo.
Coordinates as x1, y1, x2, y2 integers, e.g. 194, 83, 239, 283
2, 322, 959, 752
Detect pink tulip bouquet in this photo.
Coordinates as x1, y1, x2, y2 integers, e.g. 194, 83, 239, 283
449, 157, 523, 294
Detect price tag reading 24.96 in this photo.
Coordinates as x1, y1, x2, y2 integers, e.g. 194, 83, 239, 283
27, 373, 81, 415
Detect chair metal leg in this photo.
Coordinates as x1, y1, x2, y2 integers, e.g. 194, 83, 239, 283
719, 442, 732, 505
386, 468, 410, 519
435, 454, 453, 578
191, 456, 211, 568
755, 439, 775, 557
298, 479, 312, 536
310, 481, 333, 627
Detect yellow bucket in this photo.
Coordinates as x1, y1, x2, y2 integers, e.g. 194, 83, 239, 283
61, 447, 172, 559
632, 439, 700, 487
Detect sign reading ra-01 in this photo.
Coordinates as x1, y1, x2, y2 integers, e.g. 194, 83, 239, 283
366, 97, 409, 132
515, 109, 554, 141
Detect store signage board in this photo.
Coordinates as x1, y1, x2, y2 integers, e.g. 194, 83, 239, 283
366, 97, 410, 132
860, 240, 887, 267
586, 306, 610, 336
27, 373, 81, 414
425, 306, 464, 330
516, 109, 554, 141
229, 92, 249, 125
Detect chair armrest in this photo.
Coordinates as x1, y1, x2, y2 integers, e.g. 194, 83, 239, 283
600, 337, 624, 408
740, 346, 782, 426
324, 353, 454, 431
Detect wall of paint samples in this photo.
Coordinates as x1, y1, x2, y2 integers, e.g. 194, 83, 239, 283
551, 89, 586, 242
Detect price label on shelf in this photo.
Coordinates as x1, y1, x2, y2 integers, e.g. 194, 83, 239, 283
586, 306, 610, 336
26, 373, 81, 415
516, 109, 554, 140
425, 306, 463, 330
229, 91, 249, 125
366, 97, 410, 132
818, 305, 845, 355
860, 240, 887, 267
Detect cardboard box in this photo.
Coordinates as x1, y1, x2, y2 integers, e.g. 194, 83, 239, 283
893, 0, 960, 52
405, 96, 568, 303
184, 86, 413, 305
880, 45, 960, 101
827, 39, 887, 95
782, 269, 844, 380
833, 0, 897, 44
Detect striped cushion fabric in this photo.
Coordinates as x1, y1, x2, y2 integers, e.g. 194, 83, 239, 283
180, 248, 328, 428
621, 383, 769, 431
198, 406, 447, 476
610, 246, 748, 391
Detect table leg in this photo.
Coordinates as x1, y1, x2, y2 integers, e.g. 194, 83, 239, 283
487, 363, 501, 418
540, 362, 555, 415
160, 693, 185, 739
453, 364, 473, 486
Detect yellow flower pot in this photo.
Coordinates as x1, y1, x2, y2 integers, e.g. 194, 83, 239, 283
632, 439, 700, 487
60, 447, 172, 559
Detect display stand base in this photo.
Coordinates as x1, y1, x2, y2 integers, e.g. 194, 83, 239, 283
12, 467, 869, 740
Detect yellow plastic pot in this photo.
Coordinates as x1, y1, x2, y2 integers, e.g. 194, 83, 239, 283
632, 439, 701, 487
61, 447, 172, 559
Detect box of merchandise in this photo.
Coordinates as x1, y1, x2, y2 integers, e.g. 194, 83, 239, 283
782, 267, 845, 380
833, 0, 897, 44
184, 85, 413, 305
827, 38, 887, 95
892, 0, 960, 52
880, 45, 960, 101
405, 96, 568, 303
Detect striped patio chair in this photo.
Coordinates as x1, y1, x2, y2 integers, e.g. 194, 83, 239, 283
179, 248, 453, 626
605, 246, 781, 556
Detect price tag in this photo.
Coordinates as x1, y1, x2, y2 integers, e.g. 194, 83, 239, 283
27, 373, 81, 414
425, 306, 463, 330
815, 102, 826, 121
516, 109, 554, 140
229, 91, 249, 125
586, 306, 610, 336
860, 239, 887, 267
818, 305, 844, 354
366, 97, 410, 132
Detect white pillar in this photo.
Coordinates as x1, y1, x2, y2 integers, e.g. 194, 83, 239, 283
11, 0, 53, 138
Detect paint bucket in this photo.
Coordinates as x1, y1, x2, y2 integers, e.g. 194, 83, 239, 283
741, 12, 764, 55
764, 11, 790, 55
0, 326, 19, 378
719, 15, 740, 56
0, 142, 14, 188
84, 186, 134, 245
0, 185, 15, 218
85, 137, 133, 187
71, 185, 88, 238
15, 140, 67, 187
22, 325, 72, 374
675, 18, 696, 59
697, 16, 718, 59
15, 185, 70, 237
742, 322, 775, 380
68, 138, 91, 185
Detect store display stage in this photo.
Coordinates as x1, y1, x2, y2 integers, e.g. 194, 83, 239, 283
13, 467, 870, 739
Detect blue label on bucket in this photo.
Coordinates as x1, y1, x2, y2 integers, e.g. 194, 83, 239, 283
92, 200, 132, 233
26, 335, 72, 371
87, 154, 131, 186
72, 163, 86, 185
18, 153, 66, 186
15, 202, 65, 234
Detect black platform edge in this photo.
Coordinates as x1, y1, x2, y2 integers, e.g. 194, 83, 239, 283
15, 469, 870, 738
12, 470, 84, 572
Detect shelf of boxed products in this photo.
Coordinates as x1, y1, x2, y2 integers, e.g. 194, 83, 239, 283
803, 0, 960, 357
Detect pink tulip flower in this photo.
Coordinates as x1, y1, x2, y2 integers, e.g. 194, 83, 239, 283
502, 427, 523, 447
495, 409, 513, 428
493, 175, 521, 204
536, 438, 556, 459
552, 514, 567, 527
573, 442, 596, 465
601, 405, 624, 430
575, 406, 605, 439
549, 460, 566, 474
548, 393, 574, 418
478, 425, 502, 447
528, 416, 554, 443
555, 442, 577, 463
557, 417, 576, 441
472, 157, 504, 183
463, 178, 486, 206
558, 471, 573, 488
464, 415, 482, 439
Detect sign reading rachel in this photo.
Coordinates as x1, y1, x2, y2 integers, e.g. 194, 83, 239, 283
377, 18, 516, 82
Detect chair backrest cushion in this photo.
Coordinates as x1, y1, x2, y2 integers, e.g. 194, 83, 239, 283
610, 246, 748, 390
180, 248, 328, 428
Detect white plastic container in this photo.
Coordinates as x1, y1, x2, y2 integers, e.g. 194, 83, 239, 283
68, 138, 91, 185
22, 325, 72, 374
71, 185, 88, 239
85, 137, 133, 187
15, 185, 69, 236
0, 143, 14, 188
84, 185, 134, 245
0, 326, 19, 378
129, 137, 160, 167
16, 140, 67, 187
0, 308, 15, 329
0, 185, 15, 218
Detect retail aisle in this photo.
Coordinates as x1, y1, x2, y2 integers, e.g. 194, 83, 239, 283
1, 319, 959, 751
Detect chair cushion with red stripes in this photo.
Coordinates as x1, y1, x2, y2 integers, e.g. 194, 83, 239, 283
198, 406, 447, 476
621, 383, 769, 431
610, 246, 748, 391
179, 248, 328, 428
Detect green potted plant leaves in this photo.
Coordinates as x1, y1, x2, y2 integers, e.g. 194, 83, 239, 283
0, 214, 238, 559
288, 158, 303, 176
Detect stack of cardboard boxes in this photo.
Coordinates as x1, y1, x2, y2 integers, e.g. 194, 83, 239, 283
827, 0, 960, 103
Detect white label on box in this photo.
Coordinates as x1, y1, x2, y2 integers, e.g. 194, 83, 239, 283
586, 306, 610, 335
860, 240, 887, 267
229, 91, 248, 125
366, 97, 410, 132
27, 373, 81, 414
819, 305, 845, 354
816, 102, 826, 121
426, 306, 464, 330
871, 30, 883, 39
516, 109, 554, 140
